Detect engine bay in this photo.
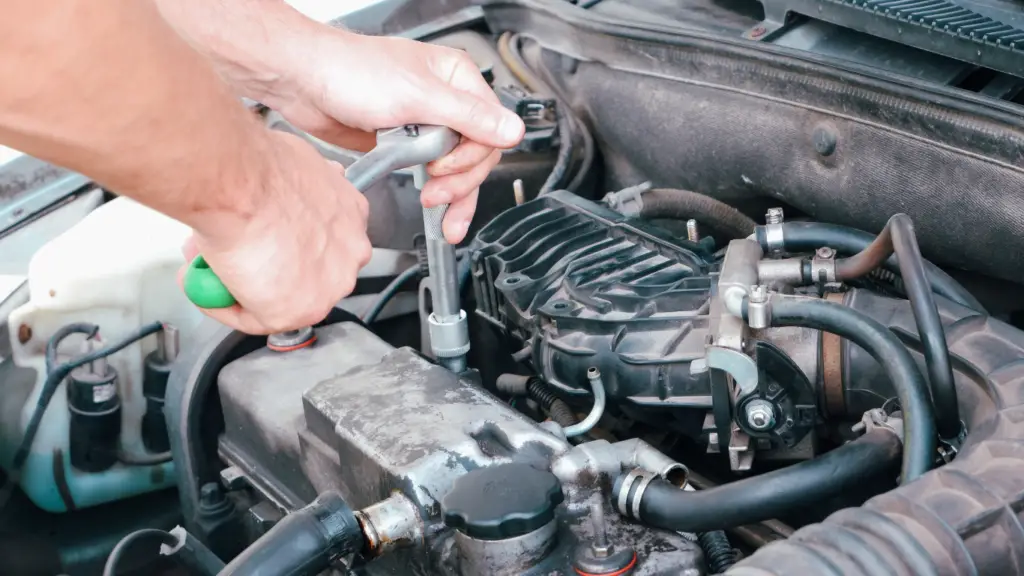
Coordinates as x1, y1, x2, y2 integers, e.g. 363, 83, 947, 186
3, 0, 1024, 574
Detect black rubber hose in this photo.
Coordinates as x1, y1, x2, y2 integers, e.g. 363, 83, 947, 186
103, 528, 179, 576
496, 374, 579, 428
757, 221, 983, 313
698, 530, 739, 574
764, 296, 936, 481
640, 189, 758, 240
361, 264, 420, 324
219, 491, 363, 576
628, 428, 901, 533
889, 216, 961, 440
539, 103, 574, 195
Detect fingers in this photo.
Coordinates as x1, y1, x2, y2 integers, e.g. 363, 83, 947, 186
428, 139, 493, 178
181, 234, 199, 261
442, 187, 479, 244
422, 149, 501, 243
424, 81, 524, 150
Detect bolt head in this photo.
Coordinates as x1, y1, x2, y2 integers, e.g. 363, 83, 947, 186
816, 247, 836, 259
745, 400, 776, 431
766, 207, 784, 225
200, 483, 225, 507
591, 543, 613, 558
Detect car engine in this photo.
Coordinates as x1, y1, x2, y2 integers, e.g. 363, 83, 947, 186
3, 1, 1024, 575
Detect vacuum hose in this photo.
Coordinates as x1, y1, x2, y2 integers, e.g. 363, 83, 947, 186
754, 220, 983, 313
640, 188, 758, 240
219, 492, 363, 576
616, 428, 900, 533
761, 295, 936, 481
831, 214, 960, 440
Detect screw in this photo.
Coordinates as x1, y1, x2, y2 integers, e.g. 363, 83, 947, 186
513, 179, 525, 206
750, 25, 767, 38
766, 207, 784, 225
686, 219, 700, 243
589, 495, 612, 558
745, 400, 776, 431
749, 284, 769, 303
816, 247, 836, 259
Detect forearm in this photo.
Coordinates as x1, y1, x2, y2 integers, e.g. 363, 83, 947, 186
0, 0, 270, 237
154, 0, 330, 107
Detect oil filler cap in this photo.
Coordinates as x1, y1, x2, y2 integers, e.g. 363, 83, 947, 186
441, 463, 564, 540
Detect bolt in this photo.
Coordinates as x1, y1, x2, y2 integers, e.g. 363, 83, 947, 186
513, 179, 525, 206
589, 495, 613, 558
750, 25, 767, 38
766, 207, 784, 225
813, 126, 838, 156
686, 219, 700, 243
745, 400, 776, 431
816, 247, 836, 259
749, 284, 769, 303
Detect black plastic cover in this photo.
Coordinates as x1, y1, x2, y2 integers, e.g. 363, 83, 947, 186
441, 463, 564, 540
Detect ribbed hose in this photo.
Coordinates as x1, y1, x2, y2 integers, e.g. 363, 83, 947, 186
640, 188, 758, 240
698, 530, 739, 574
496, 374, 580, 428
765, 296, 935, 481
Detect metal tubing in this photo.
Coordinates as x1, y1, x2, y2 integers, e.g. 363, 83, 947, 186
563, 368, 607, 437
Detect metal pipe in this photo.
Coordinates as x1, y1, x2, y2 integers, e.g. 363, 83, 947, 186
562, 367, 606, 438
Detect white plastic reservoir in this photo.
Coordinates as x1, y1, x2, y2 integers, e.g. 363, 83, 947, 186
3, 197, 203, 512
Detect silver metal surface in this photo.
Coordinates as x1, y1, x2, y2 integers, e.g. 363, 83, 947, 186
426, 241, 460, 320
551, 438, 685, 487
454, 520, 558, 576
355, 493, 423, 557
601, 181, 651, 216
686, 219, 700, 243
852, 408, 904, 444
706, 346, 759, 395
157, 324, 180, 363
0, 155, 90, 233
345, 125, 460, 193
728, 426, 755, 471
589, 494, 610, 557
746, 285, 771, 330
809, 247, 838, 285
562, 367, 606, 438
745, 399, 776, 431
267, 326, 315, 350
719, 239, 764, 317
757, 257, 804, 286
615, 468, 657, 520
764, 207, 785, 256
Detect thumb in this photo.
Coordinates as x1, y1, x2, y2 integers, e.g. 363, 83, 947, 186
426, 84, 525, 149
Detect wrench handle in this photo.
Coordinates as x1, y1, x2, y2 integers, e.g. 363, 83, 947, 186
184, 125, 460, 309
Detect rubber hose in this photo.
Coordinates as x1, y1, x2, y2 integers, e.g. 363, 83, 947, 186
765, 296, 936, 481
219, 492, 363, 576
361, 264, 420, 324
811, 215, 960, 439
758, 221, 983, 313
527, 379, 578, 428
539, 103, 574, 195
629, 428, 901, 533
103, 528, 179, 576
640, 189, 758, 240
698, 530, 739, 574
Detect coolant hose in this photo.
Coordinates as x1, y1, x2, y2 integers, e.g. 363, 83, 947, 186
763, 296, 936, 481
754, 221, 983, 313
619, 428, 901, 533
219, 491, 363, 576
820, 215, 960, 440
640, 188, 757, 240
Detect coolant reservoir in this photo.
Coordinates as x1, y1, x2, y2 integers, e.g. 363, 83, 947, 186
3, 197, 203, 512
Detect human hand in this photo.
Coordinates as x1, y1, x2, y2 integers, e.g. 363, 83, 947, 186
155, 0, 524, 243
178, 130, 371, 334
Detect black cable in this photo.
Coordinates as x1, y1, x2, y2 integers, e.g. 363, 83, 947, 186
764, 296, 936, 481
117, 449, 173, 466
625, 428, 901, 533
0, 321, 165, 509
698, 530, 739, 573
539, 102, 575, 195
103, 528, 179, 576
565, 113, 594, 192
361, 264, 420, 324
756, 221, 984, 312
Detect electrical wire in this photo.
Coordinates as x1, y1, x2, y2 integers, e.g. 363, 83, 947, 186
0, 321, 165, 510
103, 528, 179, 576
362, 264, 421, 324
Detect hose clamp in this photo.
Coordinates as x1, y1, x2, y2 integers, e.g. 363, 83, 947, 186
852, 408, 904, 444
764, 207, 785, 256
809, 247, 839, 288
615, 469, 656, 521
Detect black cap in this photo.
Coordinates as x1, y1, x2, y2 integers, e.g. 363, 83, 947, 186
441, 463, 564, 540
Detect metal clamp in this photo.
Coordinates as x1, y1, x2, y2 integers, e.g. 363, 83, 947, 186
602, 182, 652, 217
615, 468, 656, 521
764, 207, 785, 256
852, 408, 904, 444
746, 285, 771, 330
809, 247, 839, 287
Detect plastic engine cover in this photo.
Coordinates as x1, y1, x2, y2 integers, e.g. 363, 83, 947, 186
470, 190, 717, 409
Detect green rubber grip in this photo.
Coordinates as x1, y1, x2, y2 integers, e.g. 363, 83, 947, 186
184, 255, 237, 309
